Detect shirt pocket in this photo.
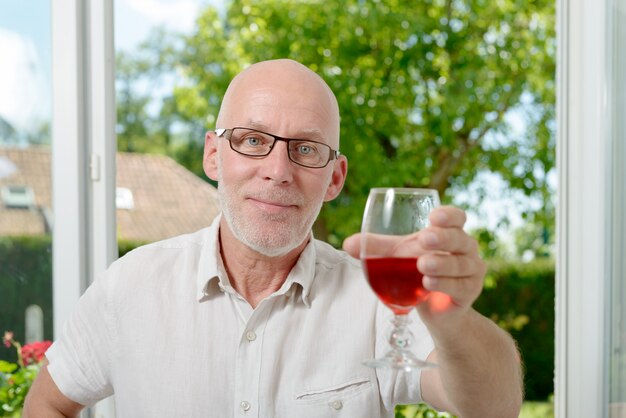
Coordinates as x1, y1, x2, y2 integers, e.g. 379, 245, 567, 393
289, 376, 378, 417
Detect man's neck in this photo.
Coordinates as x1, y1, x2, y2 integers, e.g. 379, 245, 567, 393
218, 220, 308, 308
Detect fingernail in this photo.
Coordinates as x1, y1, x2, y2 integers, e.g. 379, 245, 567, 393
424, 232, 438, 246
424, 258, 437, 271
424, 276, 438, 289
431, 210, 448, 224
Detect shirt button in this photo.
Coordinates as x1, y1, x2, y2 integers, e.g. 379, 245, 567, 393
246, 330, 257, 341
329, 400, 343, 410
240, 400, 251, 412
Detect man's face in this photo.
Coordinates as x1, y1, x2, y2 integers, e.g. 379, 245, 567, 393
205, 61, 347, 257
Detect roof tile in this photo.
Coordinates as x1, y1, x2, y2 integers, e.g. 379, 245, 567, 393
0, 147, 220, 243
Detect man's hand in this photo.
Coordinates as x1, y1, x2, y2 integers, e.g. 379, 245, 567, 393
344, 205, 522, 418
343, 205, 486, 328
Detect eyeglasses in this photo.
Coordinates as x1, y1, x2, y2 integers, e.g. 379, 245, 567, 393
215, 127, 340, 169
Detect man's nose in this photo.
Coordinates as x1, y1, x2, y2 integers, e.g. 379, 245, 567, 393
261, 140, 294, 183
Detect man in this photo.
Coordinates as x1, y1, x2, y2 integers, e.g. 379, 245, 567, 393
24, 59, 522, 417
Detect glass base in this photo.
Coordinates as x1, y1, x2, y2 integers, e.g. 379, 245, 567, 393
363, 350, 437, 372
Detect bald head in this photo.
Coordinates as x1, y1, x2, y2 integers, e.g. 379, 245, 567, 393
216, 59, 341, 148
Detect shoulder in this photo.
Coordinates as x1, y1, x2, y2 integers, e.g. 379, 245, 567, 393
307, 239, 380, 317
311, 238, 369, 297
115, 228, 207, 268
313, 238, 361, 272
102, 227, 211, 292
123, 227, 207, 257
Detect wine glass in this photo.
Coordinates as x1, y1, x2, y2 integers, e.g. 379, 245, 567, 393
361, 187, 440, 371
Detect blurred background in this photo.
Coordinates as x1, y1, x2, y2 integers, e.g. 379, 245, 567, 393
1, 0, 557, 416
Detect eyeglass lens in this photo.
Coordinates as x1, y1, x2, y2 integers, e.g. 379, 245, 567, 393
228, 128, 333, 168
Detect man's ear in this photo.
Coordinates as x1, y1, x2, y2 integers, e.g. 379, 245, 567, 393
203, 131, 219, 181
324, 155, 348, 202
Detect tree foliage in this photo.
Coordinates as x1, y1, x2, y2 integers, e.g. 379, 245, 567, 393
119, 0, 556, 247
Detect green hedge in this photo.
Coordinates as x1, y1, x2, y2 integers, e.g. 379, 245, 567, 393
0, 236, 555, 400
473, 259, 555, 401
118, 239, 148, 258
0, 236, 143, 363
0, 236, 54, 364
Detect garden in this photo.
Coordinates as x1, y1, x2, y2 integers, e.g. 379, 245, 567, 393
1, 236, 555, 416
1, 0, 557, 415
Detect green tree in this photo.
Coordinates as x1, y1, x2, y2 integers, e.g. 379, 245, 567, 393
121, 0, 556, 247
116, 51, 155, 153
116, 36, 213, 179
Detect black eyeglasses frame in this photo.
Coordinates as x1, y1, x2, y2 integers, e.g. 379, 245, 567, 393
215, 127, 340, 169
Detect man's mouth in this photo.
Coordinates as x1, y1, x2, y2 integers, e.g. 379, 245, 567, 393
247, 196, 299, 214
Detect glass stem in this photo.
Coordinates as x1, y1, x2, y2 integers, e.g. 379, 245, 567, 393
389, 314, 414, 352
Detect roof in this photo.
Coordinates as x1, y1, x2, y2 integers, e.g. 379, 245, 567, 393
0, 146, 221, 243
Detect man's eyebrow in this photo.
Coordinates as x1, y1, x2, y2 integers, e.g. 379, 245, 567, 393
245, 120, 325, 140
296, 128, 325, 140
245, 119, 270, 131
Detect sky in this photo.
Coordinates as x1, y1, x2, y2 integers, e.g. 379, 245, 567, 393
115, 0, 224, 52
0, 1, 51, 134
0, 0, 539, 237
0, 0, 222, 136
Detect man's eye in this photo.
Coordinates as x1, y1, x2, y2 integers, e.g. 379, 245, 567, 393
245, 136, 263, 146
298, 145, 313, 154
294, 143, 318, 155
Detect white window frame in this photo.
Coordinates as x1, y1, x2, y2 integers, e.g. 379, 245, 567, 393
51, 0, 117, 416
556, 0, 614, 416
49, 0, 621, 417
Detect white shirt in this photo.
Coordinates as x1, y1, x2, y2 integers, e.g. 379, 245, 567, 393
46, 215, 434, 418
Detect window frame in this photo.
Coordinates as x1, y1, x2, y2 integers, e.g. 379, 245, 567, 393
556, 0, 617, 416
49, 0, 623, 416
51, 0, 117, 416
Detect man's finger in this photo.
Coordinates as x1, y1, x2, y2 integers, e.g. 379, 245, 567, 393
342, 233, 361, 258
419, 227, 479, 255
342, 232, 425, 259
422, 275, 484, 309
418, 252, 485, 279
429, 206, 467, 228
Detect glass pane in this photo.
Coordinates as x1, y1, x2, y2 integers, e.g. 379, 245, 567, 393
0, 0, 53, 367
114, 0, 220, 253
609, 0, 626, 416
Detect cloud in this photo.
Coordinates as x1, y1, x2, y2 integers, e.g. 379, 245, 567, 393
0, 28, 50, 135
126, 0, 203, 33
115, 0, 227, 52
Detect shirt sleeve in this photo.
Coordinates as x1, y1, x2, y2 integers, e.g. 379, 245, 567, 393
46, 270, 117, 406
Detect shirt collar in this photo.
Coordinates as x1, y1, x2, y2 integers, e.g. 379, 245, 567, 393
270, 237, 316, 307
196, 214, 224, 302
196, 214, 317, 307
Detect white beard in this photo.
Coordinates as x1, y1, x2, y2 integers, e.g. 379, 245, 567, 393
217, 157, 325, 257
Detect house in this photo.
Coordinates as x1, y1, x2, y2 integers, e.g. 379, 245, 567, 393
0, 146, 221, 243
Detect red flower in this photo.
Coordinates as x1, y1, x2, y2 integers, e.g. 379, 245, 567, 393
20, 341, 52, 365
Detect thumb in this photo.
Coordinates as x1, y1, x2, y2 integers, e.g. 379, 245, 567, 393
343, 233, 417, 258
342, 233, 362, 258
343, 233, 418, 259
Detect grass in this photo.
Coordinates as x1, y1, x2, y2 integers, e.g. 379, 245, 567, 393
396, 401, 554, 418
519, 401, 554, 418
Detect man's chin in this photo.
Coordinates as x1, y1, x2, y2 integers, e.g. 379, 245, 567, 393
223, 211, 312, 256
238, 227, 307, 257
243, 239, 300, 258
